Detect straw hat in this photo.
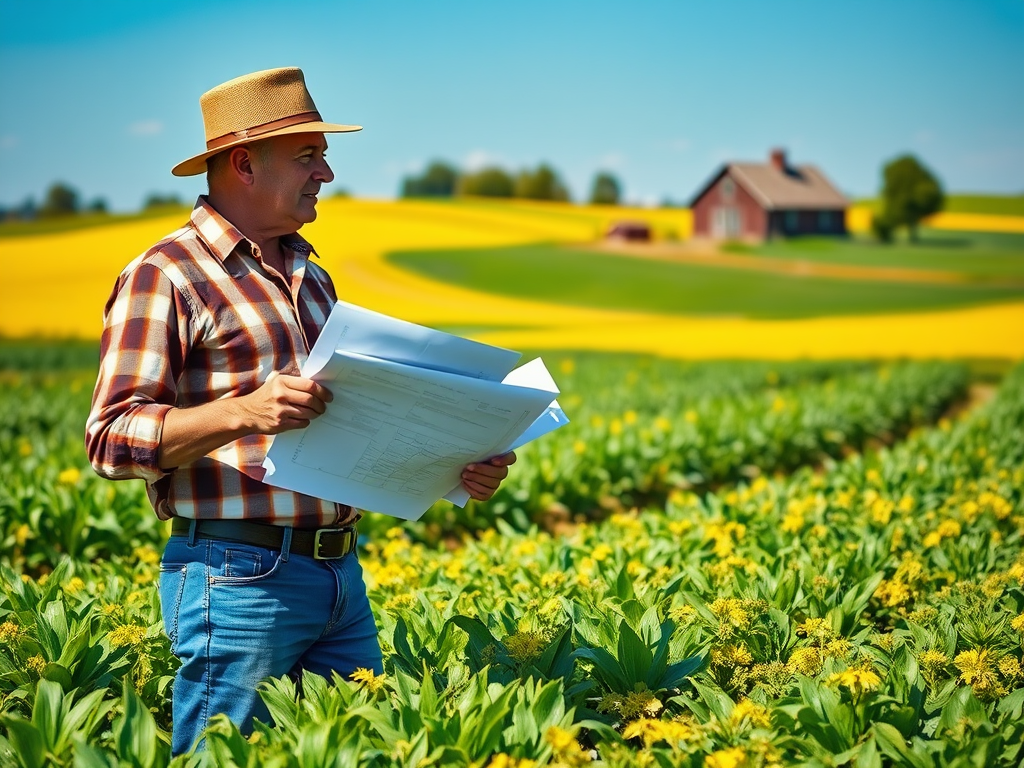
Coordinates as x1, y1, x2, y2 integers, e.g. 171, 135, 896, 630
171, 67, 361, 177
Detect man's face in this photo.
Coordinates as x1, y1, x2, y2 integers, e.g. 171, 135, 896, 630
250, 132, 334, 233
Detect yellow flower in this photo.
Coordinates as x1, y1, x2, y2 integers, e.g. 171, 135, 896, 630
609, 419, 623, 436
1010, 613, 1024, 634
936, 519, 961, 538
684, 409, 699, 424
623, 410, 637, 425
710, 598, 751, 630
486, 755, 537, 768
64, 577, 86, 594
787, 647, 822, 677
58, 467, 81, 485
559, 358, 575, 375
349, 667, 387, 693
705, 747, 748, 768
797, 618, 833, 641
997, 656, 1021, 681
108, 624, 147, 648
918, 649, 948, 670
618, 686, 663, 720
14, 524, 30, 547
133, 545, 161, 566
622, 717, 696, 747
591, 544, 613, 562
654, 415, 672, 431
0, 621, 21, 643
383, 593, 417, 611
827, 667, 882, 697
512, 539, 539, 558
711, 644, 754, 668
26, 655, 47, 675
573, 440, 587, 455
954, 649, 999, 690
504, 631, 547, 664
730, 699, 771, 728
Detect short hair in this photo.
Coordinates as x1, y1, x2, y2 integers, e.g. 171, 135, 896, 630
206, 140, 273, 191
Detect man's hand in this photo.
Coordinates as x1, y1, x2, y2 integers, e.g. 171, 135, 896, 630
239, 371, 334, 434
461, 451, 517, 501
158, 371, 334, 470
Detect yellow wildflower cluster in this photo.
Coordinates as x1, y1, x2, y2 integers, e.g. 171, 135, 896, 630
133, 545, 161, 566
705, 746, 748, 768
591, 544, 613, 562
504, 630, 548, 664
62, 577, 86, 594
704, 521, 746, 558
709, 598, 752, 632
57, 467, 81, 485
669, 605, 698, 626
486, 754, 537, 768
923, 519, 962, 548
787, 647, 822, 677
349, 667, 387, 693
826, 666, 883, 698
711, 644, 754, 669
706, 555, 758, 585
383, 592, 417, 612
108, 624, 147, 648
874, 553, 926, 610
544, 726, 591, 766
730, 699, 771, 729
622, 717, 698, 748
1011, 613, 1024, 634
26, 654, 47, 675
0, 621, 22, 644
597, 685, 663, 721
953, 648, 1019, 700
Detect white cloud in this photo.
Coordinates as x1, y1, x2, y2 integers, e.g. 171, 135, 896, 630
0, 135, 18, 150
597, 152, 626, 170
128, 120, 163, 136
462, 149, 505, 172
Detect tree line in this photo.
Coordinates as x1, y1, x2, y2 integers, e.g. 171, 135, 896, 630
0, 184, 184, 223
401, 161, 623, 205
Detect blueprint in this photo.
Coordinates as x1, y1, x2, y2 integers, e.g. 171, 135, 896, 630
262, 302, 568, 520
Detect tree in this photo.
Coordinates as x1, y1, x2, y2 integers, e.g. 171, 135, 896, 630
458, 166, 514, 198
143, 193, 183, 210
514, 164, 570, 201
39, 182, 79, 217
589, 172, 621, 205
878, 155, 944, 242
400, 161, 458, 197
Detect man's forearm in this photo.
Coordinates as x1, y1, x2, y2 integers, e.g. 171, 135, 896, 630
158, 399, 251, 470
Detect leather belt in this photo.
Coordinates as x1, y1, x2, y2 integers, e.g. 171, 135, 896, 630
169, 518, 358, 560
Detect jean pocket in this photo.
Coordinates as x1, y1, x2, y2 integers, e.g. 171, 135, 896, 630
158, 563, 187, 651
210, 544, 282, 586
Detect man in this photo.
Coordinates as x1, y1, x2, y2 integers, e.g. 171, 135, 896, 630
85, 67, 515, 756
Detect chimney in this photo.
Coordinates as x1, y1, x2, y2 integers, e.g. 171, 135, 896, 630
770, 148, 787, 173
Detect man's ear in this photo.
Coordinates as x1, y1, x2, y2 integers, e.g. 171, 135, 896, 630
228, 146, 256, 186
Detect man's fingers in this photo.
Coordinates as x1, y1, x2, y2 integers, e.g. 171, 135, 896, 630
463, 461, 510, 479
488, 451, 517, 466
278, 374, 334, 403
462, 478, 495, 500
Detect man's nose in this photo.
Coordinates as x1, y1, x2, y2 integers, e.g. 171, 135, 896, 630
314, 157, 335, 184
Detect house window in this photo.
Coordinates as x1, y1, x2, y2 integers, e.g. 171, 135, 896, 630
785, 211, 799, 232
818, 211, 834, 231
721, 177, 736, 201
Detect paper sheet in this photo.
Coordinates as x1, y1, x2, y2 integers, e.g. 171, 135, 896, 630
262, 303, 567, 519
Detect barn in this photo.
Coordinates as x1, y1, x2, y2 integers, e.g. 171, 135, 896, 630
689, 149, 848, 240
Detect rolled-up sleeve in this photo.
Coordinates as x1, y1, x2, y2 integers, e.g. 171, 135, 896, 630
85, 261, 194, 483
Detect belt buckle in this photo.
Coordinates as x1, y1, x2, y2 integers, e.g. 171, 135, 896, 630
313, 527, 353, 560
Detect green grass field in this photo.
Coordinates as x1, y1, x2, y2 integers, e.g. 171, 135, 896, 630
853, 194, 1024, 217
724, 229, 1024, 281
387, 241, 1024, 319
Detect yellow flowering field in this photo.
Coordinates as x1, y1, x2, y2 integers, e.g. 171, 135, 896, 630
2, 198, 1023, 359
1, 356, 1022, 766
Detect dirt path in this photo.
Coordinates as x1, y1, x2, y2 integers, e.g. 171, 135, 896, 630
582, 240, 1024, 286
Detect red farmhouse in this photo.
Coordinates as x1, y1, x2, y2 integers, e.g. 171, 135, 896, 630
689, 149, 848, 240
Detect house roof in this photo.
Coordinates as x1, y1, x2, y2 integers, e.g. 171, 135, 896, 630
690, 160, 849, 210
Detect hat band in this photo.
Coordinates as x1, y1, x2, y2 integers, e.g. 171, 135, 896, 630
205, 110, 323, 151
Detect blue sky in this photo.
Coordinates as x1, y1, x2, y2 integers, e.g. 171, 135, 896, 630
1, 0, 1021, 211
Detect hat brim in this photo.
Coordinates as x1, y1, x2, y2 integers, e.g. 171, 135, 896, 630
171, 121, 362, 177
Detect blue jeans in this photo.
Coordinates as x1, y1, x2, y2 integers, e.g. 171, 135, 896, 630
158, 525, 383, 756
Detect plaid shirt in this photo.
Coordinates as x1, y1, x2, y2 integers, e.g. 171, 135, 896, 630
86, 196, 353, 528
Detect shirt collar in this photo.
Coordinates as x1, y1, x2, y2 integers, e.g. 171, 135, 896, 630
189, 196, 320, 264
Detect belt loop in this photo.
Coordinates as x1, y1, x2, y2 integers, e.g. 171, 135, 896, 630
280, 526, 293, 562
187, 519, 198, 547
